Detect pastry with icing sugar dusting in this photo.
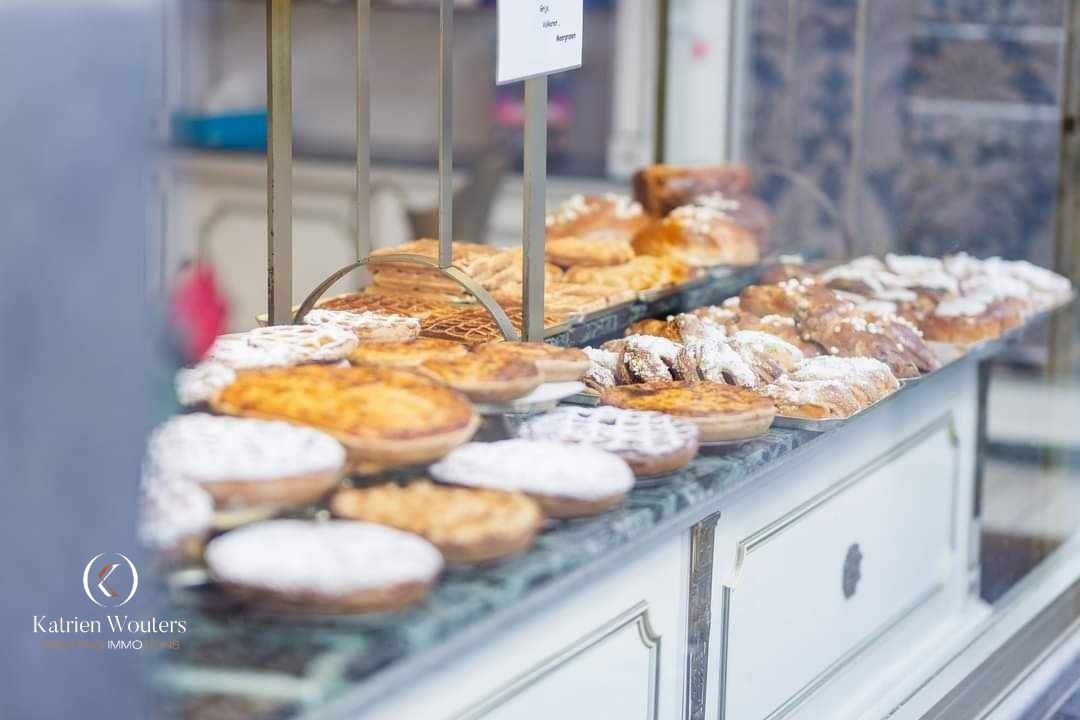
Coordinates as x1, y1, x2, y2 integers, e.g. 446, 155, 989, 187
175, 361, 237, 407
145, 414, 346, 509
138, 470, 213, 561
302, 308, 420, 342
206, 324, 359, 370
204, 519, 443, 614
517, 406, 700, 477
331, 480, 543, 564
430, 440, 635, 519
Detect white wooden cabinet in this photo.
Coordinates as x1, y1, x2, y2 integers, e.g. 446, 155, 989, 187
364, 534, 690, 720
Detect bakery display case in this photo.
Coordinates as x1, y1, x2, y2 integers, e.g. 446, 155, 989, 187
147, 1, 1080, 719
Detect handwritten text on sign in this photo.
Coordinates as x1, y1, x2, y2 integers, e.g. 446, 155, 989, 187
496, 1, 583, 85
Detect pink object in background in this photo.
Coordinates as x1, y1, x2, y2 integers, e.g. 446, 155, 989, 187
169, 263, 228, 363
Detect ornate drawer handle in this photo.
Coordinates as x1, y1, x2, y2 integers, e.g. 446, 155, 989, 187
843, 543, 863, 600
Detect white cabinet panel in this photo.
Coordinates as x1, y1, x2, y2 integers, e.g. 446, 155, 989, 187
719, 417, 960, 720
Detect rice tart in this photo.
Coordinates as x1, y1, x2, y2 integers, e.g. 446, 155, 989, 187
599, 380, 775, 441
210, 364, 479, 473
348, 337, 469, 368
474, 341, 590, 382
418, 354, 543, 403
330, 480, 543, 565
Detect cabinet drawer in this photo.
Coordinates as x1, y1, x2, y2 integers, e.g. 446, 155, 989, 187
720, 417, 959, 720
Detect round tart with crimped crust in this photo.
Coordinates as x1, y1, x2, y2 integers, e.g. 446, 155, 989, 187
474, 341, 589, 382
205, 519, 442, 614
210, 365, 479, 474
330, 480, 543, 565
417, 354, 543, 403
348, 337, 469, 368
599, 381, 775, 441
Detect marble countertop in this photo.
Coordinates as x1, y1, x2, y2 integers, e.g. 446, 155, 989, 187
155, 425, 824, 719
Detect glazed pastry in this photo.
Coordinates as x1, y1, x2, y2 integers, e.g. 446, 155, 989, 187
600, 381, 776, 441
430, 440, 635, 519
348, 337, 469, 368
418, 354, 543, 403
302, 309, 420, 342
517, 406, 700, 477
633, 205, 760, 268
144, 414, 346, 509
330, 481, 543, 565
210, 364, 480, 473
546, 193, 650, 244
474, 341, 590, 382
632, 164, 753, 217
205, 520, 443, 614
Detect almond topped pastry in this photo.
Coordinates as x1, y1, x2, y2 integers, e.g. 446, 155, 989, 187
348, 337, 469, 368
418, 353, 543, 403
632, 204, 760, 268
919, 297, 1004, 345
474, 341, 589, 382
546, 193, 650, 244
330, 480, 543, 564
600, 381, 775, 442
210, 364, 479, 473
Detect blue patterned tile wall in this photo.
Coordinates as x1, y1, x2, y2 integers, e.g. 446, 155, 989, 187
747, 0, 1065, 266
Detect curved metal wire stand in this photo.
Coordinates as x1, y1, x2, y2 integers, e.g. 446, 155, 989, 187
754, 163, 858, 260
291, 253, 519, 341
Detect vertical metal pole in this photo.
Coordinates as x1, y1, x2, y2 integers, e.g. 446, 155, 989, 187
523, 76, 548, 342
356, 0, 372, 260
437, 0, 454, 268
266, 0, 293, 325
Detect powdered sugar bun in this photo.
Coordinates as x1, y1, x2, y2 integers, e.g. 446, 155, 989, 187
138, 471, 213, 558
303, 309, 420, 342
206, 324, 359, 370
517, 406, 699, 477
430, 440, 635, 518
146, 414, 346, 509
175, 361, 236, 407
205, 520, 443, 613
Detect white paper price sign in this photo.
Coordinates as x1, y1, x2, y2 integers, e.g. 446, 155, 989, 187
496, 0, 583, 85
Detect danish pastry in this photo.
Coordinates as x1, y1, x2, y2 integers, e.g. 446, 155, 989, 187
546, 193, 650, 244
632, 164, 753, 217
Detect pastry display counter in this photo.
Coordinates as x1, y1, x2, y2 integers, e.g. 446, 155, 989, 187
154, 344, 995, 719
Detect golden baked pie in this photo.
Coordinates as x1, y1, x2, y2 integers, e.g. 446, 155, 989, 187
330, 480, 543, 565
348, 337, 469, 368
632, 164, 753, 217
210, 364, 479, 473
633, 205, 760, 268
418, 354, 542, 403
474, 341, 589, 382
600, 381, 775, 441
545, 235, 635, 268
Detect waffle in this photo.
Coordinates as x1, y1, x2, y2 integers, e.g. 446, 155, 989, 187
330, 481, 543, 565
204, 520, 442, 614
600, 381, 775, 441
517, 406, 700, 477
420, 306, 564, 347
348, 337, 469, 368
418, 354, 542, 403
317, 290, 457, 320
210, 364, 479, 473
474, 341, 589, 382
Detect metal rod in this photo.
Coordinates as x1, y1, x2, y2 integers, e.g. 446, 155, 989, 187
523, 75, 548, 342
356, 0, 372, 260
437, 0, 453, 268
266, 0, 293, 325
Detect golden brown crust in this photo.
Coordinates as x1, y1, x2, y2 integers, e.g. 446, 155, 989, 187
474, 341, 590, 382
624, 318, 683, 342
632, 164, 753, 217
563, 256, 696, 293
532, 492, 627, 520
919, 314, 1002, 344
632, 209, 760, 268
209, 365, 480, 471
599, 381, 775, 441
217, 579, 434, 615
199, 468, 343, 510
545, 236, 635, 268
330, 481, 543, 565
348, 338, 470, 368
546, 194, 651, 243
417, 355, 543, 403
317, 290, 456, 320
